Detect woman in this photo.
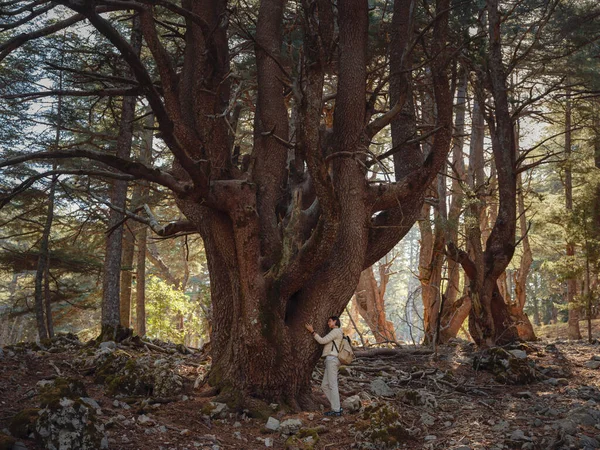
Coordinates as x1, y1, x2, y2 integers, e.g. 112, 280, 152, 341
305, 316, 344, 416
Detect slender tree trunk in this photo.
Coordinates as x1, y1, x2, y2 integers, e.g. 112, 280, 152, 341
120, 112, 154, 327
135, 112, 154, 337
438, 65, 469, 343
136, 224, 147, 337
565, 88, 582, 340
35, 175, 57, 341
355, 263, 397, 343
35, 68, 63, 340
100, 16, 142, 340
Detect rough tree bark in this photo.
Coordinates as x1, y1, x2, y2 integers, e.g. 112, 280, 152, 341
2, 0, 453, 410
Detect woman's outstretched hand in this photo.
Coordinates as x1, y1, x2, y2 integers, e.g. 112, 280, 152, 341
305, 323, 314, 333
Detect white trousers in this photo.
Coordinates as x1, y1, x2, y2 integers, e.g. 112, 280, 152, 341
322, 356, 341, 411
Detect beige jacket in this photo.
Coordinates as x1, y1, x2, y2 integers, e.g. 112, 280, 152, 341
313, 327, 343, 358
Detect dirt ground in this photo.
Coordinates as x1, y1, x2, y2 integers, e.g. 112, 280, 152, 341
1, 323, 600, 450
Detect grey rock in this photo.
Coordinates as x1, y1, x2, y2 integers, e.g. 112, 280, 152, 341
554, 419, 578, 435
137, 415, 153, 425
424, 435, 437, 441
12, 442, 28, 450
80, 397, 102, 412
450, 447, 472, 450
265, 417, 280, 432
369, 378, 395, 397
533, 419, 543, 427
510, 429, 530, 441
35, 397, 107, 450
234, 431, 242, 440
264, 437, 273, 447
153, 364, 183, 398
509, 350, 527, 359
521, 443, 534, 450
99, 341, 116, 351
208, 402, 228, 419
421, 413, 435, 427
592, 356, 600, 362
342, 395, 361, 413
570, 407, 600, 426
280, 418, 303, 435
585, 361, 600, 370
492, 421, 510, 432
579, 435, 600, 449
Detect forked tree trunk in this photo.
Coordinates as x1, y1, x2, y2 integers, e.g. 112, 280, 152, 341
355, 263, 397, 343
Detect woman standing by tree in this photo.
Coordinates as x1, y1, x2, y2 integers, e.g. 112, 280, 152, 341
305, 317, 344, 416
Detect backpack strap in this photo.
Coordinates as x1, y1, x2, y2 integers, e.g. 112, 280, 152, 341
331, 333, 344, 353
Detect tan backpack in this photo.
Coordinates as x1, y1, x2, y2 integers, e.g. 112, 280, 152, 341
333, 335, 355, 365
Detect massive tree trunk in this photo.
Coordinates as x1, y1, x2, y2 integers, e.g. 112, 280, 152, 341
564, 88, 582, 340
10, 0, 452, 409
355, 263, 397, 343
100, 16, 143, 340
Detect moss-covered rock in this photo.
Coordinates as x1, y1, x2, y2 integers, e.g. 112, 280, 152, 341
9, 408, 40, 438
473, 347, 539, 384
353, 404, 411, 448
38, 377, 87, 408
35, 397, 107, 450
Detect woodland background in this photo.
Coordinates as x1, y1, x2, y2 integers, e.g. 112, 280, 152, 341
0, 0, 599, 353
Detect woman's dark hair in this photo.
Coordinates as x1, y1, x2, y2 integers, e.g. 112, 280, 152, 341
329, 316, 341, 327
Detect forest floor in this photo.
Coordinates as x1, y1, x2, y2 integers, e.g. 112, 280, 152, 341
1, 321, 600, 450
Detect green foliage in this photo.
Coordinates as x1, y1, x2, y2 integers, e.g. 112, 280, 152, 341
145, 276, 205, 345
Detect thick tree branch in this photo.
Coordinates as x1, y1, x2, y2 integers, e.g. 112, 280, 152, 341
55, 0, 209, 191
0, 149, 189, 194
0, 169, 135, 210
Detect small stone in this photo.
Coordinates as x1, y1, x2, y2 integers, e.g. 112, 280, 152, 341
585, 361, 600, 370
424, 435, 437, 441
342, 395, 361, 413
492, 421, 510, 432
233, 421, 242, 428
264, 437, 273, 447
308, 413, 315, 421
280, 418, 303, 435
510, 429, 528, 441
509, 350, 527, 359
234, 431, 242, 440
137, 415, 153, 425
208, 402, 228, 419
265, 417, 280, 432
181, 395, 189, 401
158, 425, 167, 433
180, 429, 190, 435
369, 378, 395, 397
269, 403, 278, 410
515, 391, 534, 399
533, 419, 543, 427
421, 413, 435, 426
99, 341, 116, 350
592, 355, 600, 361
